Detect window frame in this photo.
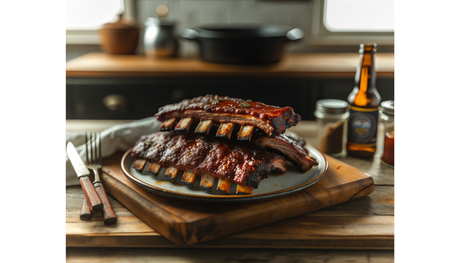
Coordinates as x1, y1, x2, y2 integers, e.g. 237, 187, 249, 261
307, 0, 394, 47
66, 0, 136, 44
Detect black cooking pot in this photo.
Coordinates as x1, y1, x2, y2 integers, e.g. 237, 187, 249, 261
182, 24, 304, 65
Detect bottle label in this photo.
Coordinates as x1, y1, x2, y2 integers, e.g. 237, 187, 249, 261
348, 106, 379, 145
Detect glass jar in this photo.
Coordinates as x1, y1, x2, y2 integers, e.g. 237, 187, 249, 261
380, 100, 394, 167
314, 99, 349, 157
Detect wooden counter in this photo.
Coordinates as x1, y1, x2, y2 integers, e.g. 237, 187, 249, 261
66, 120, 394, 262
66, 52, 394, 78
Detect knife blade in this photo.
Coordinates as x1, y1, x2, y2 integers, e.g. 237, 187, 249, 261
67, 142, 103, 213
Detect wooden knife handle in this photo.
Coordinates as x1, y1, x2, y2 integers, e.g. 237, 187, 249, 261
94, 182, 117, 225
79, 176, 103, 213
80, 196, 92, 221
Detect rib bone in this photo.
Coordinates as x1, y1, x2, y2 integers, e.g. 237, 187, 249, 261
216, 178, 231, 194
163, 119, 257, 141
164, 166, 179, 183
237, 125, 255, 141
147, 162, 161, 175
174, 117, 193, 131
236, 183, 253, 195
195, 120, 213, 135
216, 123, 234, 139
133, 159, 147, 172
160, 118, 176, 131
181, 168, 197, 188
134, 162, 257, 195
199, 173, 215, 192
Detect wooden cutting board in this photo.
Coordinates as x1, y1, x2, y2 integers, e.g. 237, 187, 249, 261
100, 151, 374, 246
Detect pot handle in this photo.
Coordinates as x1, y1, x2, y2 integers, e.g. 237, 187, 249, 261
286, 28, 304, 42
181, 28, 198, 41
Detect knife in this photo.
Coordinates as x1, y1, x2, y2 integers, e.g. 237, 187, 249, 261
67, 142, 103, 213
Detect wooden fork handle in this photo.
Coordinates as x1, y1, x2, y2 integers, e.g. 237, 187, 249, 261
80, 196, 92, 221
94, 182, 117, 225
79, 176, 103, 213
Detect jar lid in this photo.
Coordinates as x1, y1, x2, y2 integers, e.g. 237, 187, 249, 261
381, 100, 394, 116
315, 99, 349, 114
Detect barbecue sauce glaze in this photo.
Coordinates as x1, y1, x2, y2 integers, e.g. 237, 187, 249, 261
131, 131, 286, 188
155, 94, 301, 136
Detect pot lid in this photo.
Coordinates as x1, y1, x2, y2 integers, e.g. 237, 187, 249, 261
194, 24, 296, 38
101, 14, 138, 30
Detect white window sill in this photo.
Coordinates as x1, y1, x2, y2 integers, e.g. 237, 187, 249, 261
306, 36, 394, 47
67, 29, 101, 45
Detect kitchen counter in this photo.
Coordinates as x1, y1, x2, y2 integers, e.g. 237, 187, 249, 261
66, 120, 394, 262
66, 53, 394, 120
66, 52, 394, 78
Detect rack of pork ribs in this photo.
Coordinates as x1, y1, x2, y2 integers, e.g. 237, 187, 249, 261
131, 94, 318, 195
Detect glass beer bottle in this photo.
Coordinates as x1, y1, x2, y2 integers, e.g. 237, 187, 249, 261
346, 43, 381, 158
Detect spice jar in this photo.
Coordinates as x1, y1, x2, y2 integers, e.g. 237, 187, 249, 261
314, 99, 349, 157
380, 100, 394, 167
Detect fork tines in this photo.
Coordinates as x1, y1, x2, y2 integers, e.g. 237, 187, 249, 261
85, 132, 102, 171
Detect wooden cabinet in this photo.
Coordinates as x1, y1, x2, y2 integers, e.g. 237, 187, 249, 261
66, 77, 312, 119
67, 77, 394, 120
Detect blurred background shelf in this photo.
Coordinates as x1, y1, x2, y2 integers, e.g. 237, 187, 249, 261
66, 52, 394, 120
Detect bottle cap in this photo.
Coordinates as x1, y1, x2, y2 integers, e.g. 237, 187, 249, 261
360, 43, 377, 53
315, 99, 349, 114
381, 100, 394, 116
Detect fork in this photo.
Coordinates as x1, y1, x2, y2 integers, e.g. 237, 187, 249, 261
81, 132, 117, 225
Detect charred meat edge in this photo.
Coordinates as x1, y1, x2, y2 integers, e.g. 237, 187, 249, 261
254, 133, 319, 174
131, 132, 287, 189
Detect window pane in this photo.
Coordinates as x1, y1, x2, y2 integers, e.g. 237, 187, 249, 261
324, 0, 394, 32
66, 0, 123, 29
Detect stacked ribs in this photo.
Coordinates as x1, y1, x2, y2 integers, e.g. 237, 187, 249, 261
131, 94, 318, 195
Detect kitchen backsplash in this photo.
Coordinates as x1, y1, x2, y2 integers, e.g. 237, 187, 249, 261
67, 0, 393, 61
137, 0, 311, 27
136, 0, 313, 55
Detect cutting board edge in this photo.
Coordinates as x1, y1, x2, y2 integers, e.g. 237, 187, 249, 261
100, 151, 377, 246
347, 176, 374, 201
102, 171, 200, 246
188, 175, 375, 245
102, 169, 375, 246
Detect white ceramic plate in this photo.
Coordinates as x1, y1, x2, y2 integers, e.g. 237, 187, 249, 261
121, 144, 328, 203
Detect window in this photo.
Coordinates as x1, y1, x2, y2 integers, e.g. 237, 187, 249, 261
66, 0, 123, 30
309, 0, 394, 47
66, 0, 135, 44
324, 0, 394, 32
